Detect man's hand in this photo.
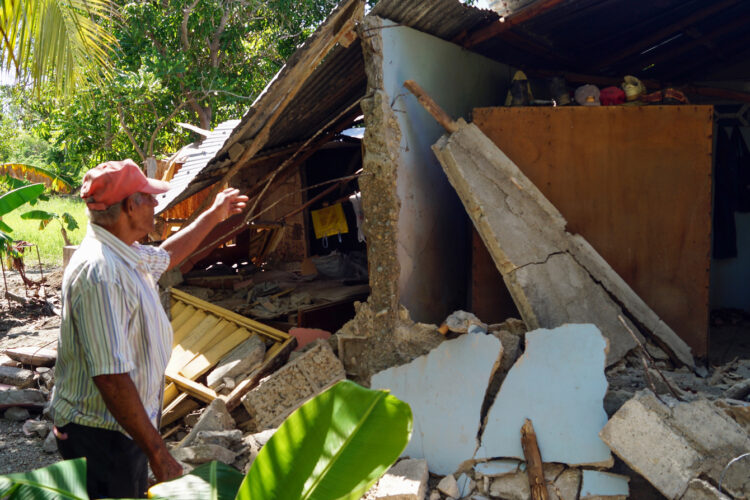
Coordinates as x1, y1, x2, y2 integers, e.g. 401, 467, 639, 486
209, 188, 249, 222
149, 446, 183, 483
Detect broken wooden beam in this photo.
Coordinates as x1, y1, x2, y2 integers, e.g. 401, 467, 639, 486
405, 80, 694, 367
521, 419, 549, 500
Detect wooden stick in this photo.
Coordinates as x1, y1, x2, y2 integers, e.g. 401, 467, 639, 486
403, 80, 459, 133
520, 419, 549, 500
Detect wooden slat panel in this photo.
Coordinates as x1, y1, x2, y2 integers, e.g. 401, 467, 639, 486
189, 327, 251, 377
165, 372, 218, 403
172, 311, 208, 345
170, 305, 197, 334
166, 315, 221, 374
473, 105, 712, 356
179, 322, 243, 379
171, 301, 187, 318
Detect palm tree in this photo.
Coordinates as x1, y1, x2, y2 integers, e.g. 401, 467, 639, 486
0, 0, 117, 95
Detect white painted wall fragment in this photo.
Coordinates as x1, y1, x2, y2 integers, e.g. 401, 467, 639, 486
371, 333, 503, 475
479, 324, 612, 466
580, 470, 630, 499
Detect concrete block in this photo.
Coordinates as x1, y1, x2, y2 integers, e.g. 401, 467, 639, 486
241, 342, 344, 430
479, 324, 612, 467
680, 479, 731, 500
4, 407, 30, 421
368, 458, 429, 500
42, 431, 57, 453
456, 473, 474, 497
0, 389, 46, 408
194, 429, 243, 449
551, 468, 581, 500
180, 398, 235, 448
474, 459, 521, 477
600, 391, 750, 499
580, 470, 629, 499
0, 365, 35, 389
371, 333, 503, 475
437, 475, 459, 498
207, 335, 265, 388
172, 444, 237, 465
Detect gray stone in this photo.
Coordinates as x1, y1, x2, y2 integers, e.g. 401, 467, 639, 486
180, 399, 235, 448
428, 491, 440, 500
195, 429, 243, 449
580, 470, 629, 499
437, 475, 459, 498
207, 336, 265, 389
371, 333, 502, 475
22, 419, 50, 438
443, 310, 486, 334
4, 347, 57, 367
479, 324, 612, 467
724, 379, 750, 401
250, 428, 276, 447
368, 458, 429, 500
241, 342, 344, 431
0, 365, 36, 389
488, 464, 564, 500
42, 431, 58, 453
600, 391, 750, 499
474, 459, 521, 477
172, 444, 237, 465
680, 479, 731, 500
0, 389, 46, 407
456, 473, 474, 497
4, 407, 30, 421
550, 468, 581, 500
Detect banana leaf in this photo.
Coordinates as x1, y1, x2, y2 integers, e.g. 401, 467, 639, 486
237, 380, 413, 500
0, 184, 45, 217
148, 461, 244, 500
20, 209, 56, 230
0, 457, 89, 500
0, 164, 74, 193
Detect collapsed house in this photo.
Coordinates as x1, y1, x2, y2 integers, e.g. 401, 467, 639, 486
3, 0, 750, 498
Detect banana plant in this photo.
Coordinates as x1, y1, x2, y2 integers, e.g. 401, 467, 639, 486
21, 209, 79, 246
0, 380, 413, 500
0, 183, 46, 256
0, 163, 76, 193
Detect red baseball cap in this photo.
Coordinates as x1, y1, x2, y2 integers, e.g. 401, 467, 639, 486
81, 160, 169, 210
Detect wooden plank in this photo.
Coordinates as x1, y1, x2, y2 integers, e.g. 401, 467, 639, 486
473, 106, 712, 356
171, 288, 289, 342
179, 322, 244, 379
161, 393, 200, 428
165, 372, 218, 404
165, 315, 221, 374
170, 305, 197, 335
195, 327, 252, 375
171, 300, 187, 318
163, 382, 180, 407
225, 337, 297, 410
172, 311, 208, 345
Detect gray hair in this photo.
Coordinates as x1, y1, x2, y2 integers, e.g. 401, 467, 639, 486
86, 192, 149, 226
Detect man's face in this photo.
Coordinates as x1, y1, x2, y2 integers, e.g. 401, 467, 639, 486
129, 192, 158, 238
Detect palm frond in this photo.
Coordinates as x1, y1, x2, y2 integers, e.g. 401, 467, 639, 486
0, 0, 117, 95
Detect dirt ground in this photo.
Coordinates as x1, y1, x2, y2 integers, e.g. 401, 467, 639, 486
0, 266, 64, 474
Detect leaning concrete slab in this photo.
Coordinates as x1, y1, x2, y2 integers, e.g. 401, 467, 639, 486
580, 470, 629, 499
479, 324, 612, 467
430, 118, 693, 367
371, 333, 503, 475
600, 391, 750, 499
367, 458, 429, 500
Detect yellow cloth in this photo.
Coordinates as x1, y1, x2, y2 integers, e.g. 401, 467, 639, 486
311, 204, 349, 239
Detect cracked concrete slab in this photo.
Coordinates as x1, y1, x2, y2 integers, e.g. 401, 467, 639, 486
431, 119, 693, 367
371, 332, 503, 475
478, 324, 613, 467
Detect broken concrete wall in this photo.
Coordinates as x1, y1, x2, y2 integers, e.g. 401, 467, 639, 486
379, 19, 510, 325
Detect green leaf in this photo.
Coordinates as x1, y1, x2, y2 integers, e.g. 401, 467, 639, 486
148, 461, 244, 500
238, 380, 413, 500
62, 212, 79, 231
0, 184, 45, 217
21, 210, 57, 222
0, 458, 89, 500
0, 220, 13, 233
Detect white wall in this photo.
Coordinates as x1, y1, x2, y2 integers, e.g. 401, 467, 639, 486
379, 21, 511, 323
711, 127, 750, 312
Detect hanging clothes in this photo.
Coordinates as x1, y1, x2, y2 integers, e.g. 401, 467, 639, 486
349, 192, 365, 243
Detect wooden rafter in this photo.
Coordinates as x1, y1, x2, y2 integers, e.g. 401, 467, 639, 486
463, 0, 567, 48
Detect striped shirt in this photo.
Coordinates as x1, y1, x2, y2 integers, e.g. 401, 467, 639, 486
50, 223, 173, 433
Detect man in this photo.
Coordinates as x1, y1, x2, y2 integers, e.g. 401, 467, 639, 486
50, 159, 248, 498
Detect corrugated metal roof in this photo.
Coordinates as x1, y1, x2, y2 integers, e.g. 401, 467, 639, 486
156, 120, 239, 213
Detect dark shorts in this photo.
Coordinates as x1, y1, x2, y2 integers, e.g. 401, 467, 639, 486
55, 422, 148, 499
